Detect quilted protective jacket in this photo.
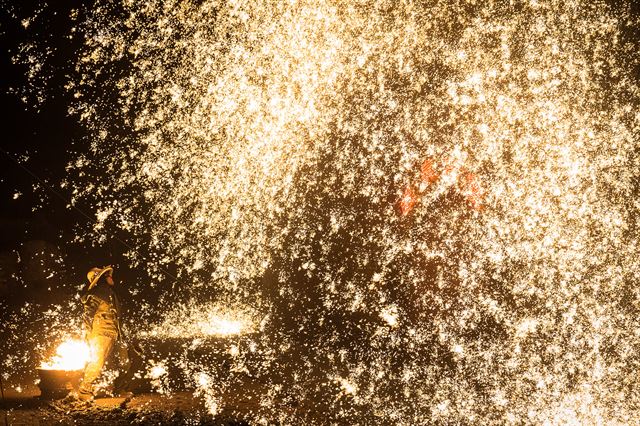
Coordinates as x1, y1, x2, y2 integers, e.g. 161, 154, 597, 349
81, 283, 122, 340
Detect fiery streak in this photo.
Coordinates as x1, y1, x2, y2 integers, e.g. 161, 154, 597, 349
143, 303, 253, 338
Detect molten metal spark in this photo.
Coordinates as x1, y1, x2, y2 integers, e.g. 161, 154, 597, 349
143, 303, 254, 338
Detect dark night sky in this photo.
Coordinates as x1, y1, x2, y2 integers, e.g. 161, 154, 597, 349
1, 0, 85, 246
0, 0, 149, 306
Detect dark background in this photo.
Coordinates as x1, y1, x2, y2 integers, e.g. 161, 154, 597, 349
0, 0, 145, 312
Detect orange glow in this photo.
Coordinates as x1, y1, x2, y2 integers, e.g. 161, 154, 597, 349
420, 158, 439, 186
400, 158, 484, 216
399, 186, 417, 216
462, 173, 484, 211
40, 339, 91, 371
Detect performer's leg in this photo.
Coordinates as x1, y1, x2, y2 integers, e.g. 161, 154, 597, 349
79, 335, 114, 400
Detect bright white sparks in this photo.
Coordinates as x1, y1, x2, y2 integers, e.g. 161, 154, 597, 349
144, 303, 254, 338
8, 0, 640, 423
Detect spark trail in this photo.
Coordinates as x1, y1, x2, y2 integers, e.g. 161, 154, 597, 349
8, 0, 640, 424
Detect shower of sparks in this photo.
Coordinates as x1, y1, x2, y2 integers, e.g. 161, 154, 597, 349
143, 302, 254, 338
3, 0, 640, 424
146, 361, 171, 394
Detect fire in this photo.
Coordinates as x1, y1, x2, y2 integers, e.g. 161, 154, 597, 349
399, 157, 485, 215
40, 339, 91, 371
420, 159, 439, 186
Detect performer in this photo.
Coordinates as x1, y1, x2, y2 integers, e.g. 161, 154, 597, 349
77, 265, 123, 401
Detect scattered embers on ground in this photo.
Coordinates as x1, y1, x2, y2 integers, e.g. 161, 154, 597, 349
0, 374, 349, 425
2, 391, 253, 425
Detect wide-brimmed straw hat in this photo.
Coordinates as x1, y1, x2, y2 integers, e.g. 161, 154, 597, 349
86, 266, 113, 290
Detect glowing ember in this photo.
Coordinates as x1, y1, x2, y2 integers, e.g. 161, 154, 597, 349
337, 377, 358, 396
198, 317, 244, 337
148, 363, 168, 380
40, 339, 90, 371
399, 186, 417, 216
144, 303, 254, 338
380, 305, 399, 327
146, 361, 170, 394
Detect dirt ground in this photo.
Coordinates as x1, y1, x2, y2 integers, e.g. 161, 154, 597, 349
1, 386, 256, 425
0, 380, 308, 425
0, 337, 311, 425
0, 376, 365, 425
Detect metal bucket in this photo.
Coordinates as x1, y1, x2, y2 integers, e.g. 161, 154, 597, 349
36, 368, 83, 398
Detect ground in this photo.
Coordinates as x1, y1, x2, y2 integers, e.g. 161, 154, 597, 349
1, 386, 259, 425
0, 381, 305, 425
0, 338, 378, 425
0, 373, 360, 425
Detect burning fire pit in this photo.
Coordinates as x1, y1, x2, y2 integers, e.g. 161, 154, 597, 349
38, 339, 90, 398
37, 368, 83, 398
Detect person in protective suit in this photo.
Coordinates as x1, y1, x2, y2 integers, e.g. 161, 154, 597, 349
77, 265, 125, 401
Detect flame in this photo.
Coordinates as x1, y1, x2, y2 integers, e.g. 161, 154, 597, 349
40, 339, 91, 371
420, 158, 439, 186
400, 158, 485, 216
